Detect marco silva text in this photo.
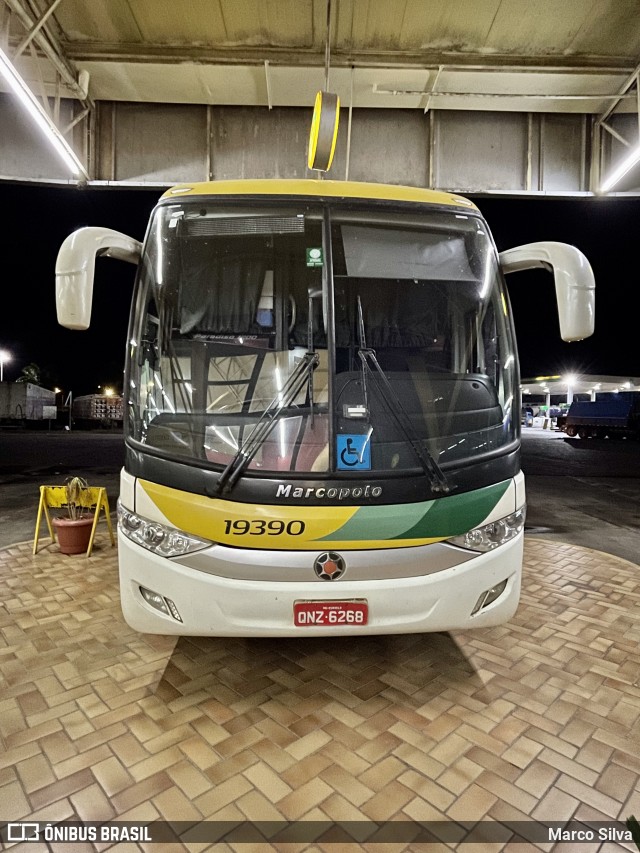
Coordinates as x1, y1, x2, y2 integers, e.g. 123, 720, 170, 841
549, 826, 634, 842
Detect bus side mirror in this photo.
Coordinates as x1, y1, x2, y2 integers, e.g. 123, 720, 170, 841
56, 226, 142, 330
499, 241, 595, 342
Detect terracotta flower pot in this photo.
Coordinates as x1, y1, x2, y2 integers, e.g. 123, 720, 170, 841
52, 515, 94, 555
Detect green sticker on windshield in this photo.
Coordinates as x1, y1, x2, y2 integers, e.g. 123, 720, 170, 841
306, 247, 323, 267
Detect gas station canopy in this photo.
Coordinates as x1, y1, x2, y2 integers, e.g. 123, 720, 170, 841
521, 374, 640, 402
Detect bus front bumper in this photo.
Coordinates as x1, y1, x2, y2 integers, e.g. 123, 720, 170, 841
117, 532, 523, 637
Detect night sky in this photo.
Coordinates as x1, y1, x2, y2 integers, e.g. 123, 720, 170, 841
0, 181, 637, 396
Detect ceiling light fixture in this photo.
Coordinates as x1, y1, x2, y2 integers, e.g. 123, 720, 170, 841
600, 144, 640, 193
0, 46, 88, 179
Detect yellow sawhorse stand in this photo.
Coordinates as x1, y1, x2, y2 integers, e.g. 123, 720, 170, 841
33, 485, 116, 557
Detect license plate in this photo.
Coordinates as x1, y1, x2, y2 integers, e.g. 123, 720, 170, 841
293, 600, 368, 627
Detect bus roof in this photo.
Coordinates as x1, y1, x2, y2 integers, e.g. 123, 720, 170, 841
160, 179, 478, 211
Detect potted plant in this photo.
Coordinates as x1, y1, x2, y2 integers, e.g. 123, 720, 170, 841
52, 476, 96, 555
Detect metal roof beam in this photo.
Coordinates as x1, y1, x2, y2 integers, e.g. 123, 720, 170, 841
596, 59, 640, 126
61, 42, 636, 75
12, 0, 62, 59
4, 0, 93, 107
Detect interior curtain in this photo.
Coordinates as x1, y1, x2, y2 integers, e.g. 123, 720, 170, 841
179, 246, 267, 335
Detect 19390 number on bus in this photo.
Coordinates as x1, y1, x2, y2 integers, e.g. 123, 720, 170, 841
223, 519, 305, 536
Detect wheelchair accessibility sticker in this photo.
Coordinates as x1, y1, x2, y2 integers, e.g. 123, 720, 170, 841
337, 433, 371, 470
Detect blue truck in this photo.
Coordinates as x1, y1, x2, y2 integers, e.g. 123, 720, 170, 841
561, 394, 640, 439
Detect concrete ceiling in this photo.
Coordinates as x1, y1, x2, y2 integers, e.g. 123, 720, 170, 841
2, 0, 640, 117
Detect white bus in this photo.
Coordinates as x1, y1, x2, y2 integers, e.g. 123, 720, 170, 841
55, 179, 594, 636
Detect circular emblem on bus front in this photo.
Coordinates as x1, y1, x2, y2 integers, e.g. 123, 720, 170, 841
314, 552, 346, 581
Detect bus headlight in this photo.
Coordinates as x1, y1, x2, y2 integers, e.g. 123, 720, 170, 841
118, 502, 212, 556
447, 506, 525, 552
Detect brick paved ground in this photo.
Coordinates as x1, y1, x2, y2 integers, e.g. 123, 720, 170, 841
1, 534, 639, 852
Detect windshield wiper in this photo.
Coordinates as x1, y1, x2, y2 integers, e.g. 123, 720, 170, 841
356, 297, 450, 494
215, 350, 319, 495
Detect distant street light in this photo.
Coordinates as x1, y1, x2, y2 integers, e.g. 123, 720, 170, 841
0, 349, 11, 382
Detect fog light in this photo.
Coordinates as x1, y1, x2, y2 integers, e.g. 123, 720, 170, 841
165, 598, 183, 622
483, 579, 508, 607
139, 586, 182, 621
471, 578, 509, 615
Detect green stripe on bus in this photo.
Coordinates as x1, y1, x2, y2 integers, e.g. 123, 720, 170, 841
395, 480, 511, 540
316, 480, 510, 542
315, 500, 436, 541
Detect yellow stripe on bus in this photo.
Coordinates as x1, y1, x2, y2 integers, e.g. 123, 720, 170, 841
162, 178, 477, 210
138, 480, 447, 551
139, 480, 357, 547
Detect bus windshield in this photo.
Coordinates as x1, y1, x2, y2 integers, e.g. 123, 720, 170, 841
126, 199, 518, 483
